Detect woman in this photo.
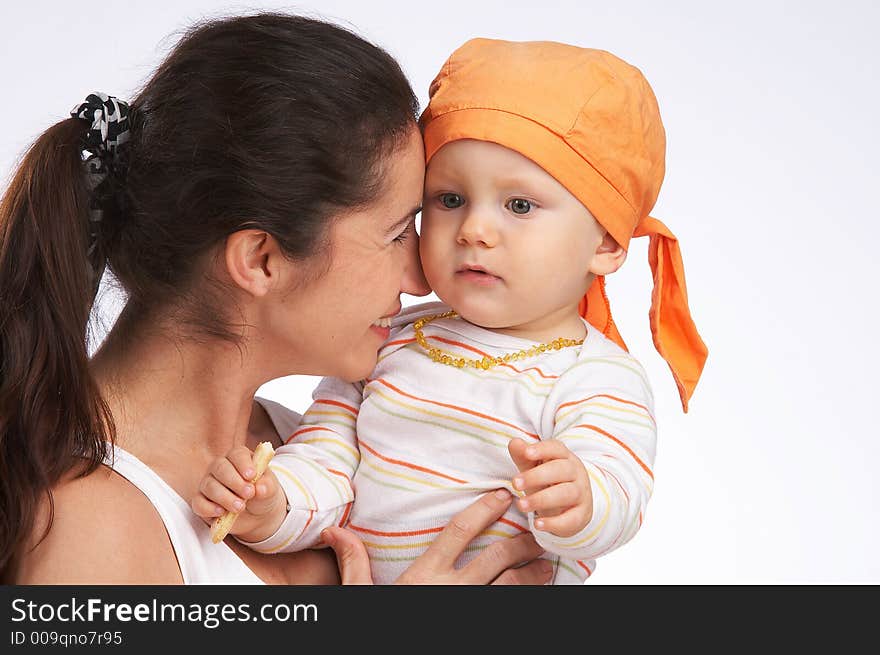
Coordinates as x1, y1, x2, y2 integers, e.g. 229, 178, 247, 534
0, 13, 550, 584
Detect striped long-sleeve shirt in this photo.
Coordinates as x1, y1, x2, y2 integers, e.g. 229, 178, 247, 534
248, 302, 657, 584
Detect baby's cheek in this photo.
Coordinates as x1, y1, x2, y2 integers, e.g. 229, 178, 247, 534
418, 229, 448, 277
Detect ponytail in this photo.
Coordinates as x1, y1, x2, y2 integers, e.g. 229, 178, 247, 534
0, 118, 116, 581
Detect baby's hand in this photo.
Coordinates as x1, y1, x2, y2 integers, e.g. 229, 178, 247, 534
508, 438, 593, 538
191, 445, 287, 543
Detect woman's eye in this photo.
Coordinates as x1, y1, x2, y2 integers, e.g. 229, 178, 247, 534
507, 198, 532, 215
393, 221, 414, 245
439, 193, 463, 209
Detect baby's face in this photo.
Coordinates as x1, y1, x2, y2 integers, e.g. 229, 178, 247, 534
420, 139, 606, 339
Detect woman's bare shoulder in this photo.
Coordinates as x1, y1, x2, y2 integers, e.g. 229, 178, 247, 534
17, 463, 182, 584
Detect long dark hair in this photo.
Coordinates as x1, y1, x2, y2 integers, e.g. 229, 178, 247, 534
0, 13, 418, 581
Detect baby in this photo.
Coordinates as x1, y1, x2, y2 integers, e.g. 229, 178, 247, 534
194, 38, 707, 583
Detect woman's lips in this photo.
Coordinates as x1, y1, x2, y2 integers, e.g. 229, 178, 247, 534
370, 307, 399, 340
370, 324, 391, 339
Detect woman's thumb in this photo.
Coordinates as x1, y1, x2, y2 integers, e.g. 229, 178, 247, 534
322, 528, 373, 585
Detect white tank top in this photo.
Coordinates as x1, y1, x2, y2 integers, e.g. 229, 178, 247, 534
102, 397, 302, 585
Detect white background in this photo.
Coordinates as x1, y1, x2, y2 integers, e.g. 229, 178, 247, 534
2, 1, 878, 583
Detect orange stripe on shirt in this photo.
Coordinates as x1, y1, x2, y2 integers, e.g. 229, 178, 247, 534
288, 509, 315, 547
328, 468, 352, 485
577, 424, 654, 479
598, 462, 631, 501
358, 439, 468, 484
285, 425, 337, 444
557, 393, 655, 423
368, 378, 540, 441
577, 560, 593, 575
348, 523, 445, 537
498, 517, 529, 533
302, 510, 315, 533
314, 398, 359, 416
337, 502, 352, 527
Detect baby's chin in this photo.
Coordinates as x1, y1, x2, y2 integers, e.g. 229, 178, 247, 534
442, 298, 518, 332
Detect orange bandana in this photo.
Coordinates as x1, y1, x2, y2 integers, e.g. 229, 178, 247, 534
420, 38, 707, 411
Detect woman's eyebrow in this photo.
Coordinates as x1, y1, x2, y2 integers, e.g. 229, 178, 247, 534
384, 205, 422, 236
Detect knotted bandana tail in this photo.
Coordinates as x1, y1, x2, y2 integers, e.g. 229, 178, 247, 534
580, 216, 707, 412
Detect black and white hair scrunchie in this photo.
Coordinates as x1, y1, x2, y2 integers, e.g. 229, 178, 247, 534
70, 92, 131, 159
70, 92, 132, 280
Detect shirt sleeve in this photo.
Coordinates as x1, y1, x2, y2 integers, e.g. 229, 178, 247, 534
529, 352, 657, 562
239, 376, 362, 554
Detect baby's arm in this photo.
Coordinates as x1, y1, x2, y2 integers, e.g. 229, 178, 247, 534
514, 354, 657, 562
239, 376, 364, 554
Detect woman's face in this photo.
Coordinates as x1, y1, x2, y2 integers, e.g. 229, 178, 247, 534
275, 127, 430, 381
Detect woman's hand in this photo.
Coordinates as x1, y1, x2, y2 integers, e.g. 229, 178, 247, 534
322, 489, 552, 585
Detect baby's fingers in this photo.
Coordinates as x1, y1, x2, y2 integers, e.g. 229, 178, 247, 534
226, 445, 263, 485
244, 468, 285, 516
210, 455, 256, 501
191, 494, 226, 524
518, 481, 581, 517
254, 467, 279, 499
508, 438, 536, 474
532, 504, 593, 538
513, 459, 575, 495
520, 439, 572, 463
199, 474, 249, 514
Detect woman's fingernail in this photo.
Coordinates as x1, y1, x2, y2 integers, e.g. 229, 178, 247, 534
494, 489, 512, 500
526, 447, 538, 458
535, 518, 545, 530
513, 477, 524, 490
234, 500, 245, 511
244, 468, 255, 479
519, 498, 530, 511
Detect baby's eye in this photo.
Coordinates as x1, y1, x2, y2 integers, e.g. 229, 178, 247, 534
439, 193, 463, 209
507, 198, 532, 215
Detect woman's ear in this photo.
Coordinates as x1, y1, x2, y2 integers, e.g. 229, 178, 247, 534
224, 229, 280, 298
589, 232, 627, 276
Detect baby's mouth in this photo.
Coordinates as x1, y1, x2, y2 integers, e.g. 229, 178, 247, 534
455, 265, 503, 286
457, 264, 500, 278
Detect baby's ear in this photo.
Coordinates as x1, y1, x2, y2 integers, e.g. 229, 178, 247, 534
589, 233, 627, 276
